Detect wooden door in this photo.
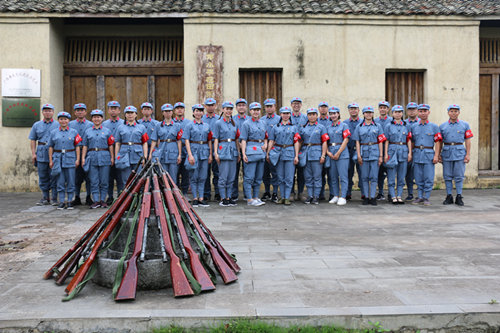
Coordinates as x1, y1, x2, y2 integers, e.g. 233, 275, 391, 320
478, 72, 499, 171
155, 75, 184, 120
64, 76, 97, 118
239, 69, 282, 115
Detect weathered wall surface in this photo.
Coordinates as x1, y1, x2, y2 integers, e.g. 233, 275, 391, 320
184, 14, 480, 185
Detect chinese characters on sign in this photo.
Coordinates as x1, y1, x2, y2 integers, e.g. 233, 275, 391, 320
197, 46, 223, 106
2, 68, 41, 98
2, 69, 41, 127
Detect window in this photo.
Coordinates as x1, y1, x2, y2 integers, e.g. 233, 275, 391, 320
239, 69, 282, 114
385, 70, 425, 115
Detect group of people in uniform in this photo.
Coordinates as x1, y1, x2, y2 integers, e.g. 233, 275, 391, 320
29, 97, 473, 210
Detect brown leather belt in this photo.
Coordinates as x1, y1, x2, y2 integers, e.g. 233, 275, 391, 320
89, 148, 108, 151
191, 141, 208, 144
248, 139, 264, 143
416, 145, 433, 149
329, 142, 342, 146
360, 142, 377, 146
275, 143, 293, 148
306, 143, 322, 146
38, 141, 46, 145
125, 142, 143, 145
54, 149, 75, 153
444, 142, 463, 146
160, 139, 176, 143
389, 142, 405, 145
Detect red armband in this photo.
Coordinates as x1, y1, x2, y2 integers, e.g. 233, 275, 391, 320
293, 133, 301, 143
342, 129, 351, 139
465, 129, 473, 139
406, 132, 412, 143
74, 134, 82, 145
265, 132, 269, 140
107, 135, 115, 146
176, 129, 183, 140
321, 133, 330, 143
207, 131, 213, 141
236, 129, 241, 139
141, 132, 149, 143
434, 132, 443, 142
377, 133, 387, 143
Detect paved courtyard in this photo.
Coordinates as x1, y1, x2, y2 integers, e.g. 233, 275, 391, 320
1, 189, 500, 332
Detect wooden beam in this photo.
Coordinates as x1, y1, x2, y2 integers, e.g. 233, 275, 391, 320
480, 67, 500, 75
492, 74, 500, 171
96, 75, 105, 111
64, 66, 183, 76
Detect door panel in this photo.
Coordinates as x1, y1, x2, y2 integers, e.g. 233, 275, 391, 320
479, 74, 492, 170
67, 76, 97, 119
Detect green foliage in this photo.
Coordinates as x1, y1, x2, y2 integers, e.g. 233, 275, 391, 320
152, 319, 391, 333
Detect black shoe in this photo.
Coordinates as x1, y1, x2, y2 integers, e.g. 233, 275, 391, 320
214, 194, 221, 201
231, 196, 238, 201
319, 196, 326, 201
361, 195, 366, 200
304, 197, 312, 205
57, 202, 66, 210
192, 200, 199, 207
198, 200, 210, 207
90, 201, 101, 209
443, 194, 454, 205
85, 196, 92, 206
37, 198, 50, 206
271, 193, 279, 203
346, 194, 352, 201
106, 197, 114, 206
387, 195, 392, 202
405, 194, 414, 202
228, 198, 237, 206
376, 193, 385, 200
72, 197, 82, 206
370, 198, 378, 206
219, 199, 230, 207
67, 202, 74, 210
455, 194, 464, 206
261, 192, 271, 201
362, 197, 369, 205
311, 197, 319, 205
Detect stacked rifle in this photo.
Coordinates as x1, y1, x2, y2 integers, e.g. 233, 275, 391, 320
43, 159, 240, 301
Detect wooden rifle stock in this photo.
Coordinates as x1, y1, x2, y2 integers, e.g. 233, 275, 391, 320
188, 204, 241, 273
160, 171, 215, 292
124, 157, 144, 188
65, 175, 147, 295
43, 167, 143, 280
166, 173, 238, 284
115, 176, 152, 301
151, 173, 194, 297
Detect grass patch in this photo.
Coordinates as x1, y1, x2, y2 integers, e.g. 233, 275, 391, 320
152, 319, 390, 333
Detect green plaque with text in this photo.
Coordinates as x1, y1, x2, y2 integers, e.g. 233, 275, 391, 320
2, 98, 40, 127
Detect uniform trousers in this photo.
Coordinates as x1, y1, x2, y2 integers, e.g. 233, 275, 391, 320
162, 162, 179, 185
120, 163, 140, 188
442, 160, 465, 195
414, 162, 435, 199
189, 159, 209, 198
360, 160, 379, 198
108, 165, 123, 198
328, 159, 349, 198
243, 160, 265, 199
204, 158, 220, 198
263, 160, 278, 194
177, 157, 190, 194
75, 165, 90, 199
232, 159, 243, 199
276, 159, 295, 199
378, 164, 387, 195
89, 164, 110, 202
347, 149, 363, 196
292, 166, 305, 195
405, 161, 415, 196
218, 160, 236, 199
387, 161, 408, 198
320, 166, 328, 199
304, 160, 323, 198
37, 161, 58, 200
58, 167, 76, 202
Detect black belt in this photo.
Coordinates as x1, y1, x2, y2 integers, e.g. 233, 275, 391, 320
306, 143, 322, 146
389, 142, 405, 145
160, 139, 176, 143
191, 141, 208, 144
416, 145, 433, 149
221, 139, 234, 142
329, 142, 342, 146
247, 139, 264, 143
54, 149, 75, 153
125, 142, 143, 145
444, 142, 463, 146
89, 148, 108, 151
360, 142, 377, 146
275, 143, 293, 148
38, 141, 46, 145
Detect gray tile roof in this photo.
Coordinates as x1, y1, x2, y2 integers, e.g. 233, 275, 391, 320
0, 0, 499, 16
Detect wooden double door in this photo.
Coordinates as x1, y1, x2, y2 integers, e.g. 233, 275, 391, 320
479, 71, 500, 172
64, 73, 183, 120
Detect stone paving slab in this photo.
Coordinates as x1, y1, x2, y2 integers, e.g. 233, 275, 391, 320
1, 189, 500, 332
